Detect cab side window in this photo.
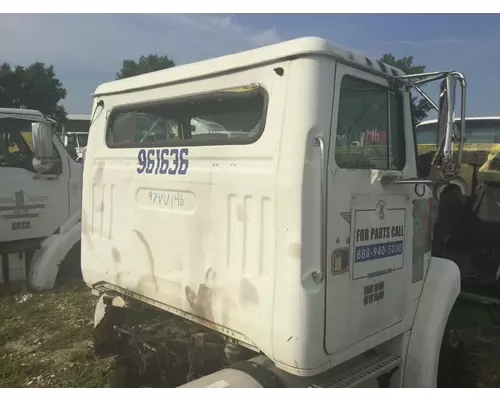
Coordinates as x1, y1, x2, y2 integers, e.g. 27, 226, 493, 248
335, 75, 406, 171
0, 131, 36, 172
0, 127, 61, 174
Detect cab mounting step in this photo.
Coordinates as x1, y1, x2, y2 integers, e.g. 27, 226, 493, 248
310, 353, 401, 388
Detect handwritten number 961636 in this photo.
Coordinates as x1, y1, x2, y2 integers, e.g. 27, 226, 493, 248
137, 148, 189, 175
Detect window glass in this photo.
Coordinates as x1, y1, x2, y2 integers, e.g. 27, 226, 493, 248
335, 75, 406, 170
106, 86, 267, 148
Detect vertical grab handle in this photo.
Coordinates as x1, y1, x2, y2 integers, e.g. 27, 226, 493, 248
312, 136, 327, 283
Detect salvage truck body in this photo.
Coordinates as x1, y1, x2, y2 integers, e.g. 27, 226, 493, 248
416, 117, 500, 287
59, 114, 91, 163
80, 37, 467, 387
417, 117, 500, 214
0, 108, 83, 289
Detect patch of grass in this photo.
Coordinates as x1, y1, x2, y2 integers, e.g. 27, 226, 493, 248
0, 283, 113, 388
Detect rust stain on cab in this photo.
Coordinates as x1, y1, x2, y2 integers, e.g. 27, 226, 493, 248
94, 161, 105, 185
239, 279, 259, 306
185, 284, 214, 321
132, 230, 158, 293
111, 247, 121, 263
287, 243, 301, 260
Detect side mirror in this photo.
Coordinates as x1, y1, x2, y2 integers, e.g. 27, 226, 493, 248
394, 69, 466, 184
436, 76, 458, 172
31, 122, 56, 173
32, 122, 55, 160
62, 133, 69, 146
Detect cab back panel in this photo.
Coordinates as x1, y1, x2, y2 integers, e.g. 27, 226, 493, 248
82, 61, 290, 352
272, 56, 336, 370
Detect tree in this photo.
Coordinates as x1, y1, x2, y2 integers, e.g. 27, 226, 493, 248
115, 54, 176, 80
0, 62, 67, 121
377, 54, 432, 126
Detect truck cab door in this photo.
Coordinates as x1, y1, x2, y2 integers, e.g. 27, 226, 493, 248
324, 63, 420, 354
0, 131, 70, 243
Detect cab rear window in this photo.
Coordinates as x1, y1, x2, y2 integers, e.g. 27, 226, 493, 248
106, 85, 268, 148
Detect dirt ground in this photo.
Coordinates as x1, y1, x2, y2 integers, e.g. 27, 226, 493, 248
1, 282, 500, 388
0, 283, 114, 388
457, 326, 500, 387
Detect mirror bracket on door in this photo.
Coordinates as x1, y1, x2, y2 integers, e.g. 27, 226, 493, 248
392, 70, 467, 178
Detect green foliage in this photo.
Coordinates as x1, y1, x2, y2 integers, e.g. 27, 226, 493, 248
115, 54, 176, 80
378, 53, 432, 126
0, 62, 67, 121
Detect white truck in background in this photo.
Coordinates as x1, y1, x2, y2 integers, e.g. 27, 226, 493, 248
62, 131, 88, 162
60, 113, 91, 137
66, 37, 468, 387
0, 108, 83, 290
60, 114, 91, 162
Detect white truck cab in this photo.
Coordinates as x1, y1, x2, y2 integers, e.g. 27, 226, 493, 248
0, 108, 83, 289
82, 37, 467, 387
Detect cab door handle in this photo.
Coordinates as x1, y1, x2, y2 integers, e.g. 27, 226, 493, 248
312, 135, 327, 284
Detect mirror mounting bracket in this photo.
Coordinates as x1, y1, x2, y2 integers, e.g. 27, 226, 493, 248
392, 70, 467, 176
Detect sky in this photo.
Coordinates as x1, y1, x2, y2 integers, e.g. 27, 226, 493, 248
1, 13, 500, 118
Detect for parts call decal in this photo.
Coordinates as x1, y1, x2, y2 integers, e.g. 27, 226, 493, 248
354, 226, 404, 263
353, 200, 405, 265
137, 148, 189, 175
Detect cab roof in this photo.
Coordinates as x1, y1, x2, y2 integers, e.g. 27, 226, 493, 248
0, 108, 45, 122
93, 36, 405, 97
